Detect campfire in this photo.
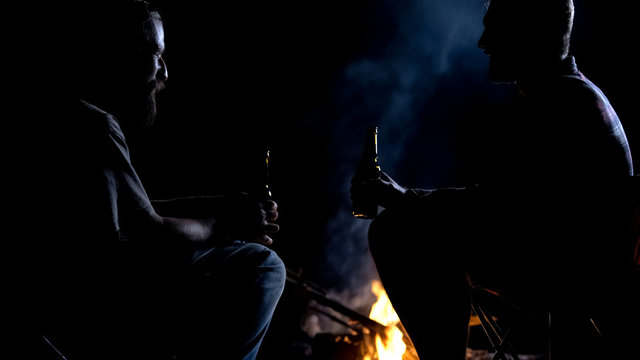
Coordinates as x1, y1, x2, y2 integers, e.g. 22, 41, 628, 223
364, 280, 417, 360
288, 268, 419, 360
289, 267, 545, 360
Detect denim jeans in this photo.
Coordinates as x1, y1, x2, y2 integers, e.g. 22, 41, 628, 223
35, 240, 286, 360
178, 241, 287, 360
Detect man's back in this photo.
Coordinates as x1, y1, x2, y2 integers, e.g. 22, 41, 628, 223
464, 56, 632, 185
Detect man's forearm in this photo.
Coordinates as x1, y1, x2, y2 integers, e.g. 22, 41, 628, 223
134, 211, 226, 247
159, 215, 218, 245
151, 195, 227, 218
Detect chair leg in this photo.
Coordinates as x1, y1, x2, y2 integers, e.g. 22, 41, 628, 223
42, 334, 70, 360
471, 300, 520, 360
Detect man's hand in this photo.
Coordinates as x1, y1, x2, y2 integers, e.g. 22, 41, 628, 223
222, 193, 280, 246
350, 171, 408, 210
256, 200, 279, 246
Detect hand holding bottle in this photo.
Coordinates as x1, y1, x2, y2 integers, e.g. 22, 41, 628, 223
257, 147, 278, 246
351, 171, 408, 211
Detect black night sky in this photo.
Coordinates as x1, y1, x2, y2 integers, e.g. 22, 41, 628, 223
124, 0, 637, 358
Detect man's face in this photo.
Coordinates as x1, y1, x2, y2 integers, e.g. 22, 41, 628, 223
477, 3, 523, 83
132, 13, 168, 127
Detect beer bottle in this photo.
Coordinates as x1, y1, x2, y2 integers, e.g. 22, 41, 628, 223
264, 147, 273, 200
252, 146, 272, 204
352, 125, 381, 219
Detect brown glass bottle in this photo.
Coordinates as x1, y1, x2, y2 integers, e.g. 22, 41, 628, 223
264, 147, 273, 201
352, 125, 381, 219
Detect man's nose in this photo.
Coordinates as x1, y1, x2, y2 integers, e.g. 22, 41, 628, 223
158, 56, 168, 82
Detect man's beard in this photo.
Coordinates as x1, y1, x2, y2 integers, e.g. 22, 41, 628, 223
133, 79, 166, 129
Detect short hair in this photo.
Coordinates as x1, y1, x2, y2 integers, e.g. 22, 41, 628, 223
486, 0, 574, 58
47, 0, 163, 93
67, 1, 160, 57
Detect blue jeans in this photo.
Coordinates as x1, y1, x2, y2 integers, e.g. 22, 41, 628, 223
36, 241, 286, 360
179, 241, 287, 360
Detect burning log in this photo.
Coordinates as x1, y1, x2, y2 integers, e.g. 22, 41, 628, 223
286, 268, 389, 338
286, 268, 420, 360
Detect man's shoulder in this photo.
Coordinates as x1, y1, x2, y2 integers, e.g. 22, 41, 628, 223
557, 70, 610, 106
76, 99, 109, 117
60, 99, 124, 140
555, 57, 603, 99
558, 71, 595, 94
553, 69, 620, 126
75, 100, 118, 127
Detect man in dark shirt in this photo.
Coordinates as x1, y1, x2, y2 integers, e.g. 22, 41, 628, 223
14, 1, 286, 359
351, 0, 637, 359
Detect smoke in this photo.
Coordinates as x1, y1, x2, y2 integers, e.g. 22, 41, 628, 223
301, 0, 490, 336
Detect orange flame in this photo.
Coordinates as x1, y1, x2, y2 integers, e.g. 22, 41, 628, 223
366, 280, 406, 360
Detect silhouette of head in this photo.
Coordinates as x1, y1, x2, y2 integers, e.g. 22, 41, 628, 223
57, 0, 168, 128
478, 0, 574, 83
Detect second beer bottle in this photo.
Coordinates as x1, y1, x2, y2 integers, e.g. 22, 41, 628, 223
352, 125, 381, 219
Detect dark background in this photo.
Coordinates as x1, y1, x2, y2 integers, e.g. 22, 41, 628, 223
129, 0, 637, 358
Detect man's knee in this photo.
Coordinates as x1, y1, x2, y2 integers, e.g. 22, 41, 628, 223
368, 211, 386, 255
368, 208, 406, 259
192, 242, 286, 293
241, 242, 284, 270
256, 245, 286, 294
227, 243, 286, 297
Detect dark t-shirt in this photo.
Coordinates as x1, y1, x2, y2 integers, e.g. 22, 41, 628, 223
43, 99, 153, 246
20, 97, 155, 301
75, 99, 154, 237
8, 95, 159, 340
